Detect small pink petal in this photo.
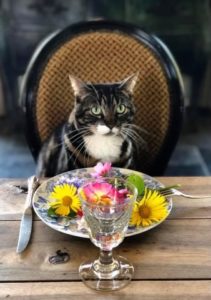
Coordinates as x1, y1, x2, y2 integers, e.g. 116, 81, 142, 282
95, 162, 104, 173
91, 162, 112, 177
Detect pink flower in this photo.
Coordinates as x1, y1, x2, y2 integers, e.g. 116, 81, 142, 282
83, 182, 114, 205
91, 162, 112, 178
82, 182, 129, 206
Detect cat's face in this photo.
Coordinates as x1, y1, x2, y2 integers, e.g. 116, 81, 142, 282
69, 74, 138, 136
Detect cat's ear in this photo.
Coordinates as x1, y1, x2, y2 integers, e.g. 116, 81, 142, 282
69, 75, 89, 97
119, 73, 138, 94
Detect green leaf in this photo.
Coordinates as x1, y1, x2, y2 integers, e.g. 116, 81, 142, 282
47, 207, 58, 217
127, 173, 145, 196
68, 211, 77, 218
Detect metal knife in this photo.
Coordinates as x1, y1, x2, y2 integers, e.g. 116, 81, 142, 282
16, 176, 40, 253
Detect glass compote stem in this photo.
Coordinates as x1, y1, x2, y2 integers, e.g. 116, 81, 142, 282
78, 177, 137, 291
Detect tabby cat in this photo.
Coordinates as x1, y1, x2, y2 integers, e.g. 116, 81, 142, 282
36, 74, 142, 177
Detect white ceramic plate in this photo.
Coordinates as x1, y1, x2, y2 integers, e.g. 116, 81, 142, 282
33, 168, 172, 238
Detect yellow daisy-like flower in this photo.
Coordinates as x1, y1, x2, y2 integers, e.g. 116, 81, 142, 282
130, 188, 168, 227
49, 184, 81, 216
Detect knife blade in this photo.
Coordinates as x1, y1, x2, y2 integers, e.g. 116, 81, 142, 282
16, 176, 39, 253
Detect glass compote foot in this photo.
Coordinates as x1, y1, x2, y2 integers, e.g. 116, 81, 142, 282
78, 177, 137, 291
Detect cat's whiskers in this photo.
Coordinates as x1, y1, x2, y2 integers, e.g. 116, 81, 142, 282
67, 139, 84, 166
67, 135, 85, 147
122, 125, 144, 139
69, 127, 91, 143
66, 127, 90, 139
121, 127, 146, 145
121, 128, 140, 142
129, 128, 146, 142
62, 127, 90, 150
72, 137, 89, 167
121, 130, 136, 144
83, 136, 93, 167
80, 131, 93, 167
67, 133, 91, 159
72, 140, 85, 166
49, 127, 89, 151
126, 123, 149, 135
67, 129, 90, 143
67, 131, 90, 166
130, 131, 147, 146
128, 123, 158, 140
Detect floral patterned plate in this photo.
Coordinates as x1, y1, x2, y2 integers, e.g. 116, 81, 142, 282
33, 168, 172, 238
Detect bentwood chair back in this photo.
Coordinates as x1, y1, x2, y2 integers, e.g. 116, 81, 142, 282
21, 20, 184, 176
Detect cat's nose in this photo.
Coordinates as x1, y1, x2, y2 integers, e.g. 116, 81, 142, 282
107, 124, 113, 130
105, 124, 119, 134
107, 125, 119, 133
104, 117, 115, 129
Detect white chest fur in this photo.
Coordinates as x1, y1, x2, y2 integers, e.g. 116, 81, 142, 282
84, 133, 123, 162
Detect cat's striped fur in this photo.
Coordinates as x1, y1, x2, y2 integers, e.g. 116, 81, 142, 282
36, 74, 142, 177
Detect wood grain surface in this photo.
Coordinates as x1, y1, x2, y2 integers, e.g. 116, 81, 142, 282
0, 177, 211, 299
1, 281, 211, 300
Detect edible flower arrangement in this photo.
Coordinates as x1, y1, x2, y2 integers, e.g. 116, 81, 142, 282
47, 162, 169, 228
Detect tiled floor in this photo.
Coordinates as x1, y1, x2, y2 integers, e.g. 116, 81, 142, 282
0, 114, 211, 178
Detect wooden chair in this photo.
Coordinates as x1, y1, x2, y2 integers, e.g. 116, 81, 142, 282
20, 20, 184, 176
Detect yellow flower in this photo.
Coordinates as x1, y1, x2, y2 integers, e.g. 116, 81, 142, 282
130, 188, 168, 227
49, 184, 81, 216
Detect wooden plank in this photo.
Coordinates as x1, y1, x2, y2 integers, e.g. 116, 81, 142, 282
169, 197, 211, 219
0, 219, 211, 281
159, 176, 211, 189
158, 177, 211, 219
1, 178, 211, 220
1, 281, 211, 300
0, 179, 28, 220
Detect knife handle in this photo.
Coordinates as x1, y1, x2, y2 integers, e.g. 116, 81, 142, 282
24, 176, 39, 209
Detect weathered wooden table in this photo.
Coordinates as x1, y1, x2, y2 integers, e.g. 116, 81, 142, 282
0, 177, 211, 299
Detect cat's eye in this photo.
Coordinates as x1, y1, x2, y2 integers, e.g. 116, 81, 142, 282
117, 104, 126, 114
91, 106, 102, 115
